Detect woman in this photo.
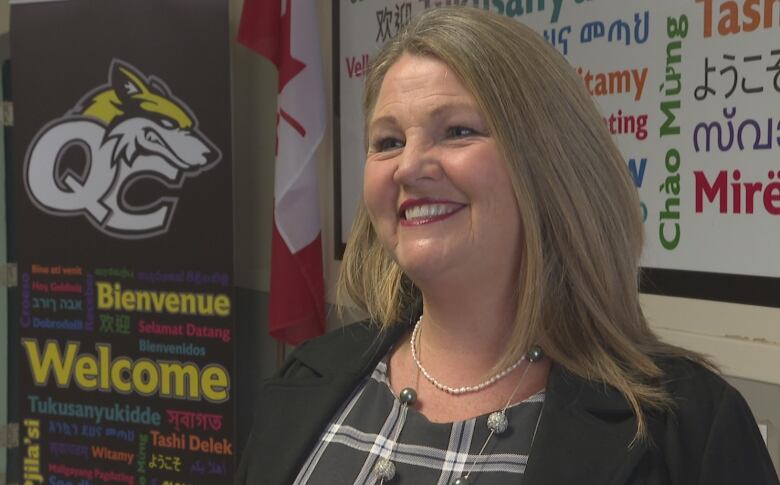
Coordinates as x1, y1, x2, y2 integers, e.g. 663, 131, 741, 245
237, 7, 779, 485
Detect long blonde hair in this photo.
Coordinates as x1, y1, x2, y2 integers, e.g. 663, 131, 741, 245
338, 6, 705, 440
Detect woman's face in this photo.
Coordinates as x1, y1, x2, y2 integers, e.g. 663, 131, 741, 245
363, 54, 523, 287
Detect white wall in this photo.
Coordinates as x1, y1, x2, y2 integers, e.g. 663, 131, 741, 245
644, 295, 780, 471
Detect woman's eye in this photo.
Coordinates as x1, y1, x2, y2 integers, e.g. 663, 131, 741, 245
374, 137, 404, 152
446, 126, 477, 138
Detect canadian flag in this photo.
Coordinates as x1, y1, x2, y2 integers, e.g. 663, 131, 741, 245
238, 0, 325, 345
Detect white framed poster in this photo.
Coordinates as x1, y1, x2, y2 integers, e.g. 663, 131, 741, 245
333, 0, 780, 308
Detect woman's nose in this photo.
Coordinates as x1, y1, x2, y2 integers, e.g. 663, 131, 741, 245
392, 137, 442, 186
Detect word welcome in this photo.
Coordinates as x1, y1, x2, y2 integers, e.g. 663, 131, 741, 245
22, 339, 229, 402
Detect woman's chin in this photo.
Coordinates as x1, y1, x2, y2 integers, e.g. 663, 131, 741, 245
396, 253, 454, 287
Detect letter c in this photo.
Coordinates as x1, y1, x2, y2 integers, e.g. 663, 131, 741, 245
111, 357, 133, 393
659, 222, 680, 250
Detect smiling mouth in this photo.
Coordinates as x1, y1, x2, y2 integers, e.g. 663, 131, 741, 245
400, 203, 465, 226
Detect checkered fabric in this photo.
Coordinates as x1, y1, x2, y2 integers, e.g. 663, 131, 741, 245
293, 356, 545, 484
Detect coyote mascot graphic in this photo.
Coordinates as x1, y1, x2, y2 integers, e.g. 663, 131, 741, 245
24, 59, 221, 238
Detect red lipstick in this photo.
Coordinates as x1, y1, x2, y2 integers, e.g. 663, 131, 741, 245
398, 198, 466, 226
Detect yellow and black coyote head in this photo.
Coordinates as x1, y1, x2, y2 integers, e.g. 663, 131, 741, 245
81, 60, 219, 171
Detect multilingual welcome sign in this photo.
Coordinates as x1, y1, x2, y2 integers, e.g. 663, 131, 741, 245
334, 0, 780, 307
12, 0, 235, 483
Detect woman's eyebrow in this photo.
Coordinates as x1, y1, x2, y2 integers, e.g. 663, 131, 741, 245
368, 115, 398, 132
428, 101, 482, 120
369, 101, 482, 132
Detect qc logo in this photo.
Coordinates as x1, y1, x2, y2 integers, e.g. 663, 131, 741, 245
24, 59, 221, 239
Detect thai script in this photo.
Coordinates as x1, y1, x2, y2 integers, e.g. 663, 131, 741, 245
694, 107, 780, 152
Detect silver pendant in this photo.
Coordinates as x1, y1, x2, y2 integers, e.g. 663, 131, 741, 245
374, 458, 396, 481
487, 411, 508, 434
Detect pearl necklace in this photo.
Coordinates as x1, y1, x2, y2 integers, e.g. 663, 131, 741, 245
410, 315, 527, 395
375, 332, 545, 484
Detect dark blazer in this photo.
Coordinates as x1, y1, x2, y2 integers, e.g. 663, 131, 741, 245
236, 322, 780, 485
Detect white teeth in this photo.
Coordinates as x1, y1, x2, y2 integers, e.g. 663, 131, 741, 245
404, 204, 457, 220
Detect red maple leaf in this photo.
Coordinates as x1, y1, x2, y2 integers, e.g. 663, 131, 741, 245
237, 0, 306, 93
277, 0, 306, 93
276, 0, 308, 144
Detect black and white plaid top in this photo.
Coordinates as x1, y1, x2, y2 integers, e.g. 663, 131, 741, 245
294, 356, 545, 484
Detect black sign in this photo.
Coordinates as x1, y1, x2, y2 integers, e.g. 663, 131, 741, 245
12, 1, 235, 483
